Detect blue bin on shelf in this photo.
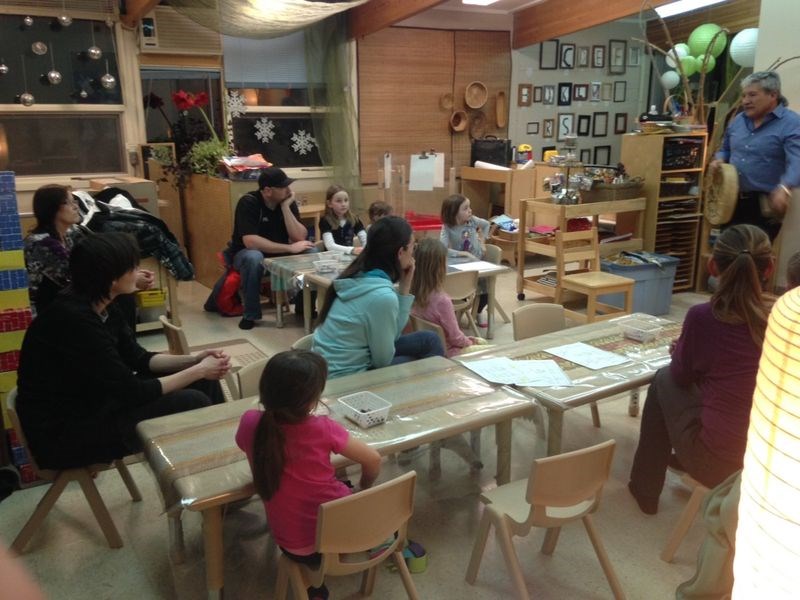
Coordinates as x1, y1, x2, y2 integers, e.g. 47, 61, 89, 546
599, 252, 679, 316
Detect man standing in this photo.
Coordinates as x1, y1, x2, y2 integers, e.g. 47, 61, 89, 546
711, 71, 800, 241
228, 167, 314, 330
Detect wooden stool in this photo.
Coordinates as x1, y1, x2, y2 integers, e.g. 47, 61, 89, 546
660, 471, 710, 562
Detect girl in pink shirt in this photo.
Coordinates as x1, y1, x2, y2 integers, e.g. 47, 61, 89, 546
235, 350, 381, 599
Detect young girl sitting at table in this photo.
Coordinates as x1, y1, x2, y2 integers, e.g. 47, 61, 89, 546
439, 194, 490, 325
236, 350, 381, 600
320, 185, 366, 255
411, 238, 483, 357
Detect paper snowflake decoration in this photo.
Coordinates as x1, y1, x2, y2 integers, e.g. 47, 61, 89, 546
226, 90, 246, 118
291, 130, 317, 155
254, 117, 276, 143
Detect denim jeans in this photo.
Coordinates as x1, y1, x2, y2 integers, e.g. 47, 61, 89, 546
390, 330, 445, 365
232, 248, 267, 321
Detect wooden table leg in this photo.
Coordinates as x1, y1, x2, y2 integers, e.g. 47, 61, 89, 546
546, 408, 564, 456
169, 512, 186, 564
303, 284, 312, 333
202, 507, 224, 598
487, 275, 497, 339
628, 389, 640, 417
275, 291, 285, 328
495, 420, 512, 484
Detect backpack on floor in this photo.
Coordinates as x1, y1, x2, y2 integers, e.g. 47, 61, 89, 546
204, 267, 244, 317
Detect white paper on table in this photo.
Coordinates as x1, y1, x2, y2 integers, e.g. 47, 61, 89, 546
450, 260, 503, 273
474, 160, 511, 171
514, 360, 572, 387
433, 152, 445, 188
383, 152, 392, 189
544, 342, 629, 370
460, 357, 520, 384
409, 155, 435, 191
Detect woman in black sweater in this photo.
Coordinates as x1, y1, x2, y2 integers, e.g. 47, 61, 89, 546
16, 232, 230, 470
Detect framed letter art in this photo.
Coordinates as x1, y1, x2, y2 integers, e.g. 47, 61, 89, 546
580, 148, 592, 163
577, 46, 590, 68
558, 82, 573, 106
590, 81, 602, 102
517, 84, 532, 107
614, 112, 628, 134
526, 121, 540, 135
613, 80, 627, 103
594, 145, 611, 165
592, 112, 608, 137
592, 45, 605, 69
573, 84, 589, 102
543, 119, 554, 139
542, 85, 556, 106
533, 86, 543, 103
608, 39, 627, 75
540, 40, 559, 70
577, 114, 591, 136
560, 43, 576, 69
557, 113, 575, 142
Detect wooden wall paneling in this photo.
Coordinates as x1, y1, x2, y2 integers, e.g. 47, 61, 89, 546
357, 28, 454, 192
348, 0, 448, 39
646, 0, 760, 48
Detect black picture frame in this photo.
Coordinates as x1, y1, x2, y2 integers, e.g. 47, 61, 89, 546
542, 85, 555, 106
573, 84, 589, 102
577, 114, 591, 136
526, 121, 540, 135
601, 82, 613, 102
608, 39, 627, 75
579, 148, 592, 163
560, 43, 576, 69
543, 119, 554, 139
533, 86, 543, 103
577, 46, 590, 68
592, 112, 608, 137
614, 112, 628, 134
558, 82, 572, 106
594, 145, 611, 165
539, 40, 559, 70
592, 45, 605, 69
557, 112, 575, 142
541, 145, 556, 161
613, 80, 627, 103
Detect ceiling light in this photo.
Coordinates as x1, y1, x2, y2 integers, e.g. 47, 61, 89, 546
655, 0, 728, 18
462, 0, 502, 6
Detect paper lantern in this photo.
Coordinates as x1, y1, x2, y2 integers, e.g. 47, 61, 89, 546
688, 24, 727, 58
680, 56, 698, 77
697, 54, 716, 73
733, 288, 800, 597
665, 44, 689, 68
730, 28, 759, 68
661, 70, 681, 90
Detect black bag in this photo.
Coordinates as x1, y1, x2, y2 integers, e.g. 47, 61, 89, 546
470, 135, 512, 167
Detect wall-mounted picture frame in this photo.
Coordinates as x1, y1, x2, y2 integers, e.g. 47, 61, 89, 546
580, 148, 592, 163
517, 83, 532, 107
592, 45, 606, 69
573, 84, 589, 102
541, 145, 556, 161
629, 45, 642, 67
590, 81, 602, 102
577, 114, 591, 136
613, 80, 627, 103
543, 118, 554, 138
601, 82, 613, 101
557, 112, 575, 142
542, 85, 556, 105
533, 86, 543, 103
577, 46, 590, 68
558, 82, 573, 106
594, 145, 611, 165
540, 39, 559, 70
560, 43, 576, 69
592, 112, 609, 137
614, 112, 628, 134
608, 39, 627, 75
526, 121, 540, 135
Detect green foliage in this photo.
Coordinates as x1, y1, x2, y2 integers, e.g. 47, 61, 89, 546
187, 138, 228, 176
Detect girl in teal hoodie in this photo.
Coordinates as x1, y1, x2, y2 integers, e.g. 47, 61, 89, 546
312, 216, 444, 378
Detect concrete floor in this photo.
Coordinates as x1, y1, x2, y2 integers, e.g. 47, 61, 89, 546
0, 264, 711, 599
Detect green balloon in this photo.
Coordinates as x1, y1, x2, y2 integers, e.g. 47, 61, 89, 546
697, 53, 716, 73
688, 24, 727, 58
680, 55, 698, 77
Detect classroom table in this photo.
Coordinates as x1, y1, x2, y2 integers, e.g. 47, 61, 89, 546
458, 313, 681, 455
136, 356, 533, 598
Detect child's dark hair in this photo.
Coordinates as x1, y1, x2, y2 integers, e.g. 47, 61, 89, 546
32, 184, 71, 237
787, 251, 800, 290
441, 194, 468, 227
252, 350, 328, 501
317, 216, 412, 324
69, 232, 140, 304
368, 201, 392, 224
323, 184, 356, 230
711, 224, 772, 346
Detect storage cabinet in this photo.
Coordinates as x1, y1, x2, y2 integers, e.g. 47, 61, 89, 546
619, 132, 708, 292
460, 166, 536, 219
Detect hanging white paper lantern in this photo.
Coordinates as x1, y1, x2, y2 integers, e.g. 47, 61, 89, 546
665, 44, 689, 68
730, 28, 759, 68
661, 70, 681, 90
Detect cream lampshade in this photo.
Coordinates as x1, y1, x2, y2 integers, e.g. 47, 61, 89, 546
733, 287, 800, 597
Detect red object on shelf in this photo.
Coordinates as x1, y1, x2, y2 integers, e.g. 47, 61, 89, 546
0, 308, 32, 333
404, 211, 442, 232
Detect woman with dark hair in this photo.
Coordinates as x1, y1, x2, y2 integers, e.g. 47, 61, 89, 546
16, 232, 230, 470
312, 216, 444, 378
628, 224, 773, 515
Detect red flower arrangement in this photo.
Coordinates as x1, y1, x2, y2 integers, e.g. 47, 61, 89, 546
171, 90, 218, 141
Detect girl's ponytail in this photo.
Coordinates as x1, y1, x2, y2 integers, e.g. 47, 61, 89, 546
252, 410, 285, 500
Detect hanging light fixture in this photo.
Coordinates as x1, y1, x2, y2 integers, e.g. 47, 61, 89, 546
0, 59, 8, 76
22, 16, 33, 27
47, 42, 62, 85
18, 56, 34, 107
58, 0, 73, 27
87, 22, 102, 60
100, 60, 116, 90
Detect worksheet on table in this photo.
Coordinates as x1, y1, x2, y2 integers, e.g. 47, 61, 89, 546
544, 342, 630, 370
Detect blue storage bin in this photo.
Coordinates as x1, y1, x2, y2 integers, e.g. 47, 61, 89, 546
599, 253, 679, 316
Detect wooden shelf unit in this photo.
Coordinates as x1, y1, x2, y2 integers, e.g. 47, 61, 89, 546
460, 166, 536, 219
515, 197, 646, 301
619, 132, 708, 292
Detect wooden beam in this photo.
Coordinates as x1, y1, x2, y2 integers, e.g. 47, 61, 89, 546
348, 0, 448, 39
512, 0, 674, 49
121, 0, 160, 28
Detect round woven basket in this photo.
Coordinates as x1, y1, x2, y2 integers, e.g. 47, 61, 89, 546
704, 163, 738, 225
469, 111, 487, 139
449, 110, 468, 132
465, 81, 488, 109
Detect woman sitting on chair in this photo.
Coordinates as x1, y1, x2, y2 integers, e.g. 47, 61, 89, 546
16, 232, 230, 470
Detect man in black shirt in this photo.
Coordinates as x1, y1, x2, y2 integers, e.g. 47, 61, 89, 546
229, 167, 314, 330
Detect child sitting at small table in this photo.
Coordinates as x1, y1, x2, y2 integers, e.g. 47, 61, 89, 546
439, 194, 490, 325
411, 238, 481, 357
236, 350, 381, 600
367, 200, 392, 228
320, 185, 366, 255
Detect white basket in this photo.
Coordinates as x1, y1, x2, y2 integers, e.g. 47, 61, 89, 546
338, 391, 391, 428
620, 318, 663, 343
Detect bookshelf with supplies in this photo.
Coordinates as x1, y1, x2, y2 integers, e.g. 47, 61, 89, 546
619, 132, 708, 292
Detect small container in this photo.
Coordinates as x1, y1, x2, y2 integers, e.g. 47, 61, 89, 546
313, 259, 338, 274
338, 391, 391, 428
620, 318, 663, 343
135, 289, 166, 308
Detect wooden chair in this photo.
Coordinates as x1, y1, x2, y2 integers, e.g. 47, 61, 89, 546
408, 314, 447, 350
660, 471, 710, 563
466, 439, 624, 600
291, 333, 314, 351
443, 270, 480, 337
275, 471, 420, 600
6, 389, 142, 554
234, 357, 269, 400
483, 243, 511, 324
553, 228, 634, 324
511, 303, 566, 341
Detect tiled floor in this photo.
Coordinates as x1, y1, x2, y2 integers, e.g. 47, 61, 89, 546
0, 265, 710, 599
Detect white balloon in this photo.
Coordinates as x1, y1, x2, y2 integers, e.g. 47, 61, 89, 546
661, 70, 681, 90
730, 28, 758, 68
665, 44, 689, 68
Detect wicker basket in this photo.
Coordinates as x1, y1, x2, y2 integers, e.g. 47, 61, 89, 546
581, 179, 644, 203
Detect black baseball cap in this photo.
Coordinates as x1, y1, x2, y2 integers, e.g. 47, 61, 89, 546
258, 167, 295, 189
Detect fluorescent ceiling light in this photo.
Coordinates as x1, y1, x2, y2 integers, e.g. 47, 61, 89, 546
655, 0, 728, 18
462, 0, 501, 6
